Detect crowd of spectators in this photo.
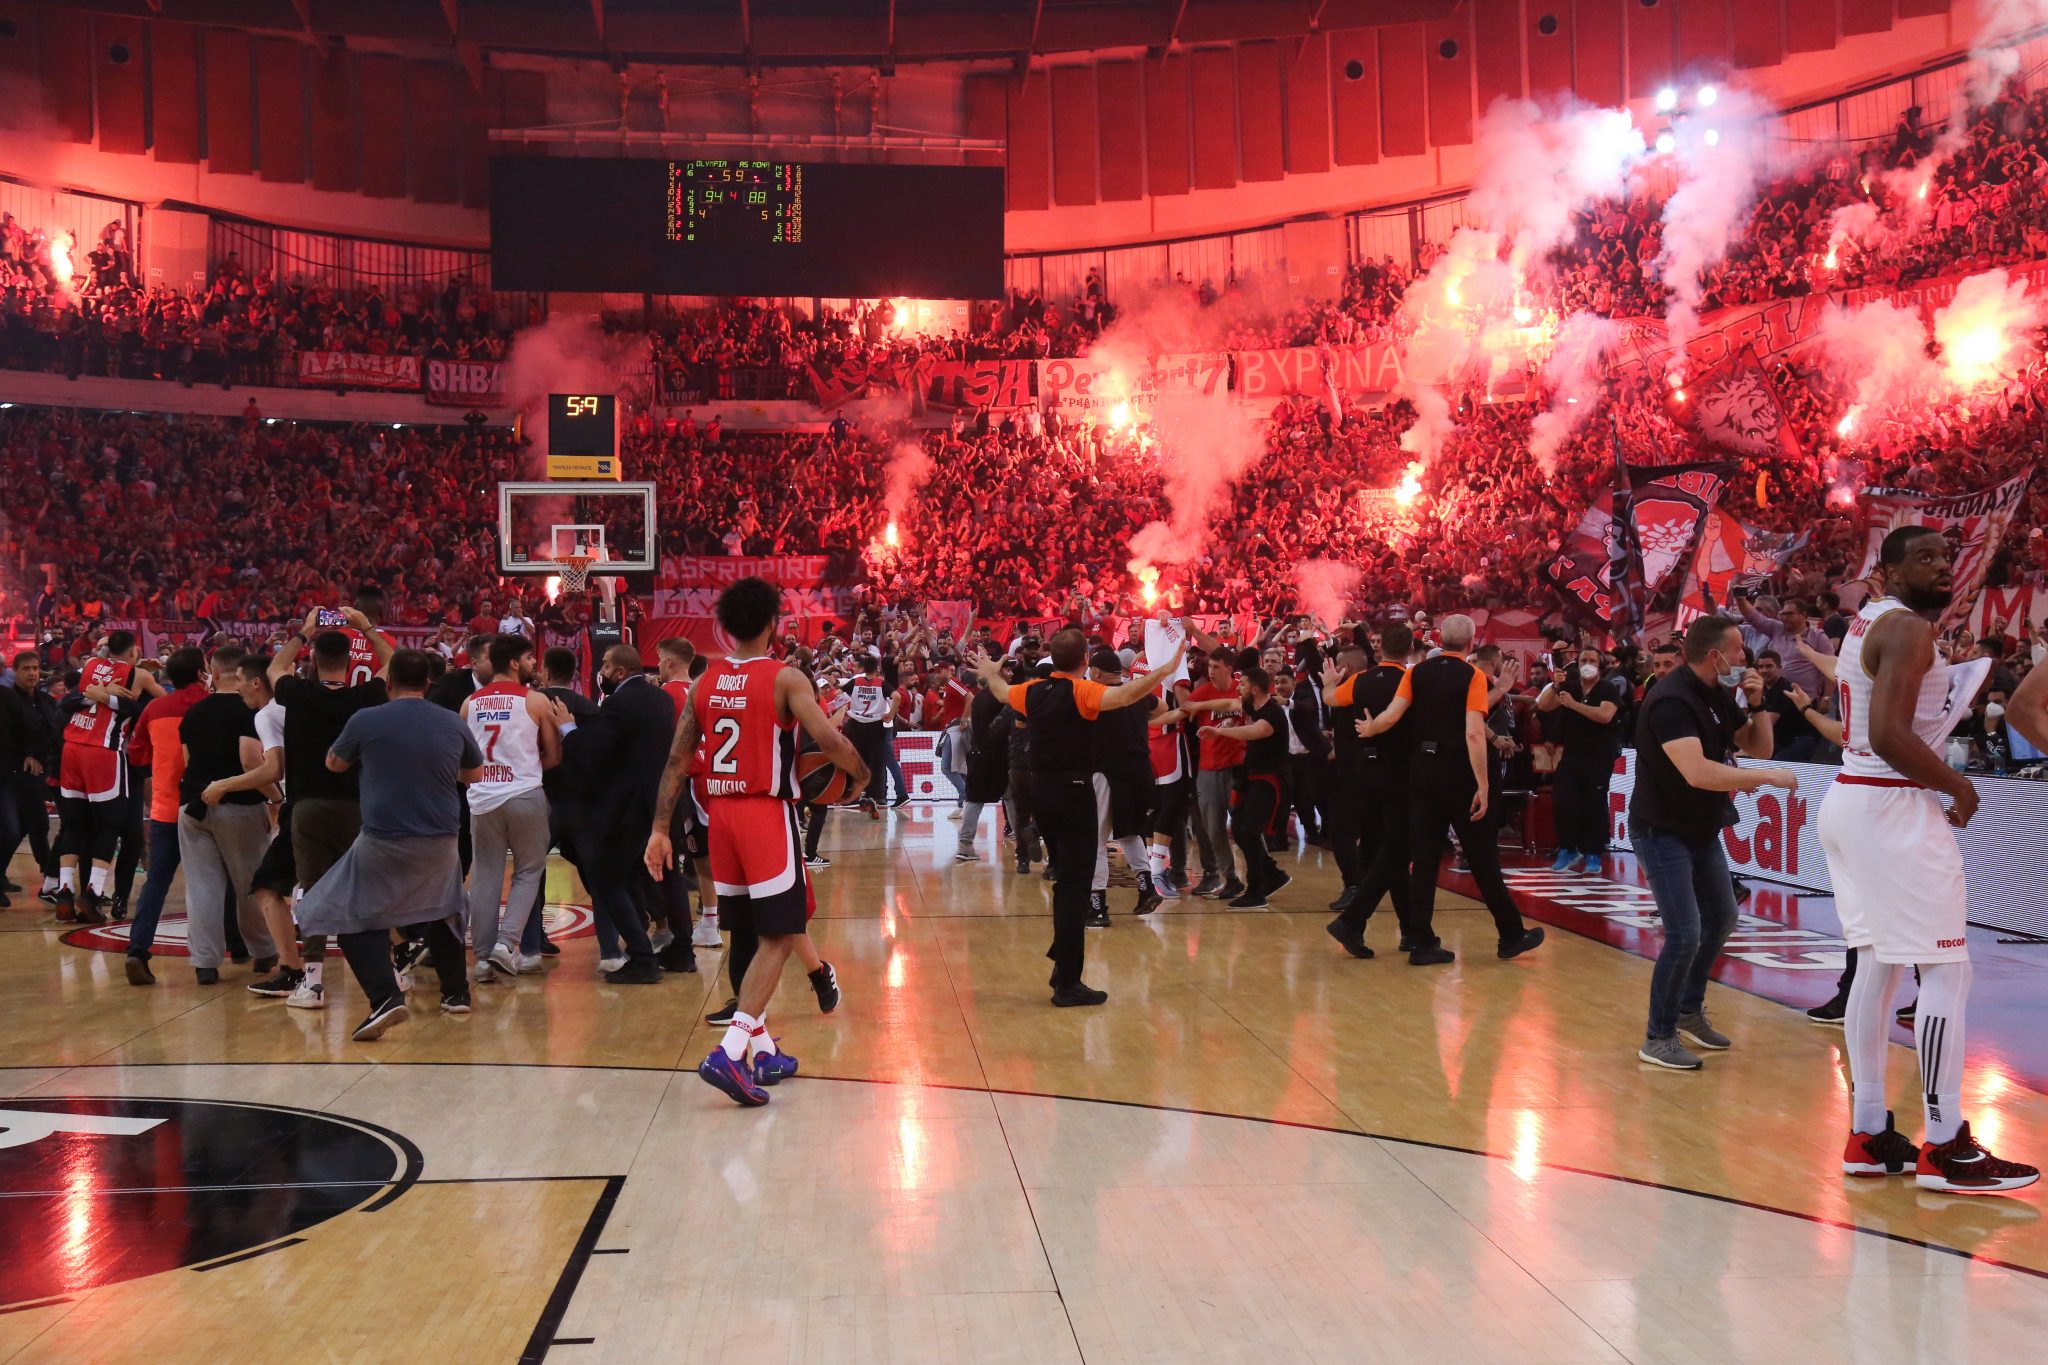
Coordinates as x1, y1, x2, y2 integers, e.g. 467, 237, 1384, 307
7, 81, 2048, 649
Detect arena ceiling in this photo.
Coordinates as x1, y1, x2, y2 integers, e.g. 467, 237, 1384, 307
32, 0, 1461, 65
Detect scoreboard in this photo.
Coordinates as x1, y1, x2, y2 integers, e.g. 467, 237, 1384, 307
491, 157, 1003, 298
545, 393, 618, 480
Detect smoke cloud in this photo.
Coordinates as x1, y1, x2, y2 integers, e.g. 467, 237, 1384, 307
1527, 313, 1620, 476
1932, 266, 2047, 391
880, 439, 934, 526
1814, 297, 1942, 423
1127, 386, 1267, 569
1393, 98, 1644, 467
1654, 86, 1786, 364
501, 317, 642, 476
1292, 559, 1363, 631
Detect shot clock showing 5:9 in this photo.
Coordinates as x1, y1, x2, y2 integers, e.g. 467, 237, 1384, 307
490, 156, 1002, 298
548, 393, 615, 456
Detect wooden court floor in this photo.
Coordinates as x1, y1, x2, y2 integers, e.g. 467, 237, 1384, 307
1, 804, 2046, 1363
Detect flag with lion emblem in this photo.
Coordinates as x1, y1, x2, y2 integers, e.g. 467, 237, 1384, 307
1686, 347, 1803, 461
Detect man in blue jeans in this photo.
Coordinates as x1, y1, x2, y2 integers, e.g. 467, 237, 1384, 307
1629, 615, 1797, 1070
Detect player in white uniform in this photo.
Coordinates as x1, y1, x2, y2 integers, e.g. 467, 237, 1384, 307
1820, 525, 2037, 1194
461, 637, 560, 981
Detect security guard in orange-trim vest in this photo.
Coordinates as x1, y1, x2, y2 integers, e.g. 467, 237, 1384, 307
973, 629, 1184, 1007
1323, 622, 1418, 959
1354, 613, 1546, 967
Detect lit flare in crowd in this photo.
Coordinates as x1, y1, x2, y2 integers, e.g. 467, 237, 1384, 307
544, 574, 562, 603
1106, 401, 1132, 431
884, 520, 900, 548
1394, 462, 1424, 507
49, 231, 74, 285
1836, 405, 1862, 437
1933, 268, 2045, 392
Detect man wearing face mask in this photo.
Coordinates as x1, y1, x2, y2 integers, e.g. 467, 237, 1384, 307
1537, 644, 1633, 876
1630, 616, 1791, 1071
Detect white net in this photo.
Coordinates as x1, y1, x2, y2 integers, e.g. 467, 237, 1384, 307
557, 554, 596, 597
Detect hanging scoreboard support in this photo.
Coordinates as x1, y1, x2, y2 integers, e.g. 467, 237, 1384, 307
546, 393, 620, 479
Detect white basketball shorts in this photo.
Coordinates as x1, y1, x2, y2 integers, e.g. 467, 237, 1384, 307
1817, 778, 1969, 965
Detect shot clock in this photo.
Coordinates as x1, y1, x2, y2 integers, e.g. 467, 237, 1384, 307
546, 393, 619, 480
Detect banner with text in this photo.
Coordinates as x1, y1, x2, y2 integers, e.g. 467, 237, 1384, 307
911, 359, 1036, 414
654, 554, 853, 618
1036, 352, 1230, 421
424, 359, 506, 406
1853, 472, 2034, 629
296, 352, 421, 391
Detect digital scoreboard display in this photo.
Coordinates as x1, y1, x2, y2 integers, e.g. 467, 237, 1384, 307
547, 393, 615, 456
491, 157, 1003, 298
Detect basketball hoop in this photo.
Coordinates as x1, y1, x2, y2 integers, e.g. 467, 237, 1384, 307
557, 554, 596, 598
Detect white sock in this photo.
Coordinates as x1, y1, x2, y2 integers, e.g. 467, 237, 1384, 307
1845, 947, 1904, 1135
88, 865, 110, 897
1148, 845, 1169, 881
746, 1015, 778, 1059
302, 961, 323, 989
1915, 960, 1972, 1145
721, 1011, 756, 1061
59, 867, 77, 893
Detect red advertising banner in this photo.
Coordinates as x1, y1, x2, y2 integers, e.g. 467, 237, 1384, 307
654, 554, 854, 618
1233, 342, 1407, 404
296, 351, 421, 391
424, 359, 506, 406
911, 359, 1036, 413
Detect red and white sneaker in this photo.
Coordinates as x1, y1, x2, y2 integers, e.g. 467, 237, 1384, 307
1843, 1112, 1918, 1177
1916, 1123, 2040, 1195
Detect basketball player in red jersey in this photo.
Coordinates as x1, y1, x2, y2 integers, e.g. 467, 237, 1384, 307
644, 577, 868, 1107
1823, 526, 2037, 1193
57, 629, 164, 922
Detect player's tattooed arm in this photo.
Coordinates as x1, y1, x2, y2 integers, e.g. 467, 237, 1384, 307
651, 688, 701, 837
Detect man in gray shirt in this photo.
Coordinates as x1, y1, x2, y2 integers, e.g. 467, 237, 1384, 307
293, 649, 484, 1041
1733, 591, 1834, 696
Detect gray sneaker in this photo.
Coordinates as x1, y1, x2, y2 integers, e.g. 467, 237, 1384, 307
1637, 1036, 1704, 1070
1677, 1013, 1731, 1051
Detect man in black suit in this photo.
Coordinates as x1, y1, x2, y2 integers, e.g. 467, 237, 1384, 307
1273, 669, 1330, 846
556, 644, 676, 984
428, 633, 495, 712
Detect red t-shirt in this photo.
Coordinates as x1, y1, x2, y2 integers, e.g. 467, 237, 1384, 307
1191, 680, 1245, 770
923, 680, 970, 731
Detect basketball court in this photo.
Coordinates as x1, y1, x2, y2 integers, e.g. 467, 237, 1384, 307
4, 812, 2046, 1363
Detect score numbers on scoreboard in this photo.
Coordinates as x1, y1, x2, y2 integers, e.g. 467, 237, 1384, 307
545, 393, 619, 480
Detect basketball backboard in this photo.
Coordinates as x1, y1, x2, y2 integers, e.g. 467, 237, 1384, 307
498, 481, 658, 575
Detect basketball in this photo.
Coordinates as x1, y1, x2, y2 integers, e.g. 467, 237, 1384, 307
796, 752, 852, 806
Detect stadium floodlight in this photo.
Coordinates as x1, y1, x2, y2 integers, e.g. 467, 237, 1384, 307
1697, 85, 1718, 107
1656, 87, 1679, 112
1656, 131, 1676, 154
1704, 128, 1720, 146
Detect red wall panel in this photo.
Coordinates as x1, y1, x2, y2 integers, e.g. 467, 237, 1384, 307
1526, 2, 1574, 98
1097, 61, 1144, 200
1286, 32, 1331, 176
1006, 70, 1050, 210
1379, 24, 1427, 159
202, 30, 253, 174
1426, 14, 1475, 147
357, 55, 406, 198
0, 5, 36, 96
1145, 55, 1192, 196
1677, 0, 1730, 66
1473, 0, 1524, 111
1730, 0, 1784, 68
501, 69, 548, 129
256, 38, 306, 183
1573, 0, 1625, 108
963, 71, 1006, 168
1896, 0, 1949, 15
1329, 29, 1380, 167
1626, 0, 1675, 100
1840, 0, 1893, 35
409, 63, 461, 204
1786, 0, 1839, 52
460, 71, 495, 209
93, 16, 146, 154
1050, 64, 1098, 205
309, 48, 355, 193
149, 22, 200, 163
38, 7, 93, 143
1237, 41, 1284, 183
1190, 47, 1237, 190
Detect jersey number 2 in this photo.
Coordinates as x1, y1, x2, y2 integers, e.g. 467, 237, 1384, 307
710, 717, 742, 774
